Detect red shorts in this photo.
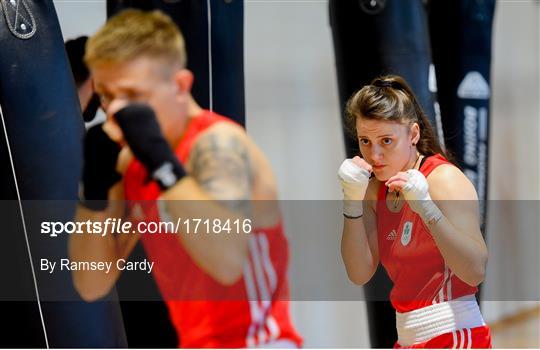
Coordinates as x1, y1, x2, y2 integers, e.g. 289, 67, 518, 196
394, 325, 492, 349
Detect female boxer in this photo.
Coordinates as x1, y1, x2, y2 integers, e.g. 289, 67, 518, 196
338, 75, 491, 348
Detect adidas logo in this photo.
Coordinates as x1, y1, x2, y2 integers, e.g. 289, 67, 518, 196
386, 230, 397, 241
457, 71, 490, 99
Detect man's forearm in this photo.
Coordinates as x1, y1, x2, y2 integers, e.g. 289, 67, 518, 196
68, 204, 126, 301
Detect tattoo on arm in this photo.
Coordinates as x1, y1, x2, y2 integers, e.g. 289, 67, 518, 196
189, 131, 253, 215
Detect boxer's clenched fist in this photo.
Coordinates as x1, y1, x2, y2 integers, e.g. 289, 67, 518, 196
114, 103, 186, 190
385, 169, 443, 225
338, 156, 372, 218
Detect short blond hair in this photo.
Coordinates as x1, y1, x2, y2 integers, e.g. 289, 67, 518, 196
85, 9, 186, 69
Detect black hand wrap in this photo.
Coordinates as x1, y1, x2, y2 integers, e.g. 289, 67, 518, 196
83, 93, 101, 122
81, 125, 122, 211
114, 103, 186, 190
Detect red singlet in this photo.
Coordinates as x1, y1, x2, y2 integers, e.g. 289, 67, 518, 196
124, 110, 302, 348
377, 154, 491, 348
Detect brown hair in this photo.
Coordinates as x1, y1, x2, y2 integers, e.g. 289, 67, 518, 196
345, 75, 450, 160
85, 9, 186, 70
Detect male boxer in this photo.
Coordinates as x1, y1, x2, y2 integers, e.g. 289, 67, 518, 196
69, 9, 301, 348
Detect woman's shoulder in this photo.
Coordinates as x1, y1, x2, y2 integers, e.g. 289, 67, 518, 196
426, 162, 478, 200
426, 162, 461, 182
420, 153, 454, 176
423, 153, 460, 182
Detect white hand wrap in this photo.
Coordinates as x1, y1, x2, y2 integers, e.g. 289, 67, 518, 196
401, 169, 443, 224
338, 159, 370, 218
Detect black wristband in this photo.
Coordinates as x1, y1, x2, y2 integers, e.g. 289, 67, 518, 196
343, 213, 363, 219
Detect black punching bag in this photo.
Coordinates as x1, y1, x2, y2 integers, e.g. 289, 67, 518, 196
107, 0, 245, 126
330, 0, 442, 158
0, 1, 126, 347
329, 0, 441, 347
428, 0, 496, 230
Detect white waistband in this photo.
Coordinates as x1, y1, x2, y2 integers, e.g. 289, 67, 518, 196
396, 295, 485, 347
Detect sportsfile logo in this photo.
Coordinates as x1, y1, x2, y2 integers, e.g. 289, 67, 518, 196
41, 218, 253, 237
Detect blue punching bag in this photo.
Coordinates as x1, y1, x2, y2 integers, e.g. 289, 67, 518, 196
329, 0, 442, 347
428, 0, 496, 230
330, 0, 442, 158
0, 1, 126, 347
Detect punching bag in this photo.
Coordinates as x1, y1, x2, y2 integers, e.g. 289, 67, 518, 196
107, 0, 245, 126
329, 0, 441, 347
0, 1, 126, 347
428, 0, 496, 231
330, 0, 442, 158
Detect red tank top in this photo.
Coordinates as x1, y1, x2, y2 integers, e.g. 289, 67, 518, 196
376, 154, 478, 313
124, 110, 302, 347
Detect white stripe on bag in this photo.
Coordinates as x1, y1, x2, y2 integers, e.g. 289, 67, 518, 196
0, 105, 49, 348
467, 328, 472, 349
459, 329, 465, 349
